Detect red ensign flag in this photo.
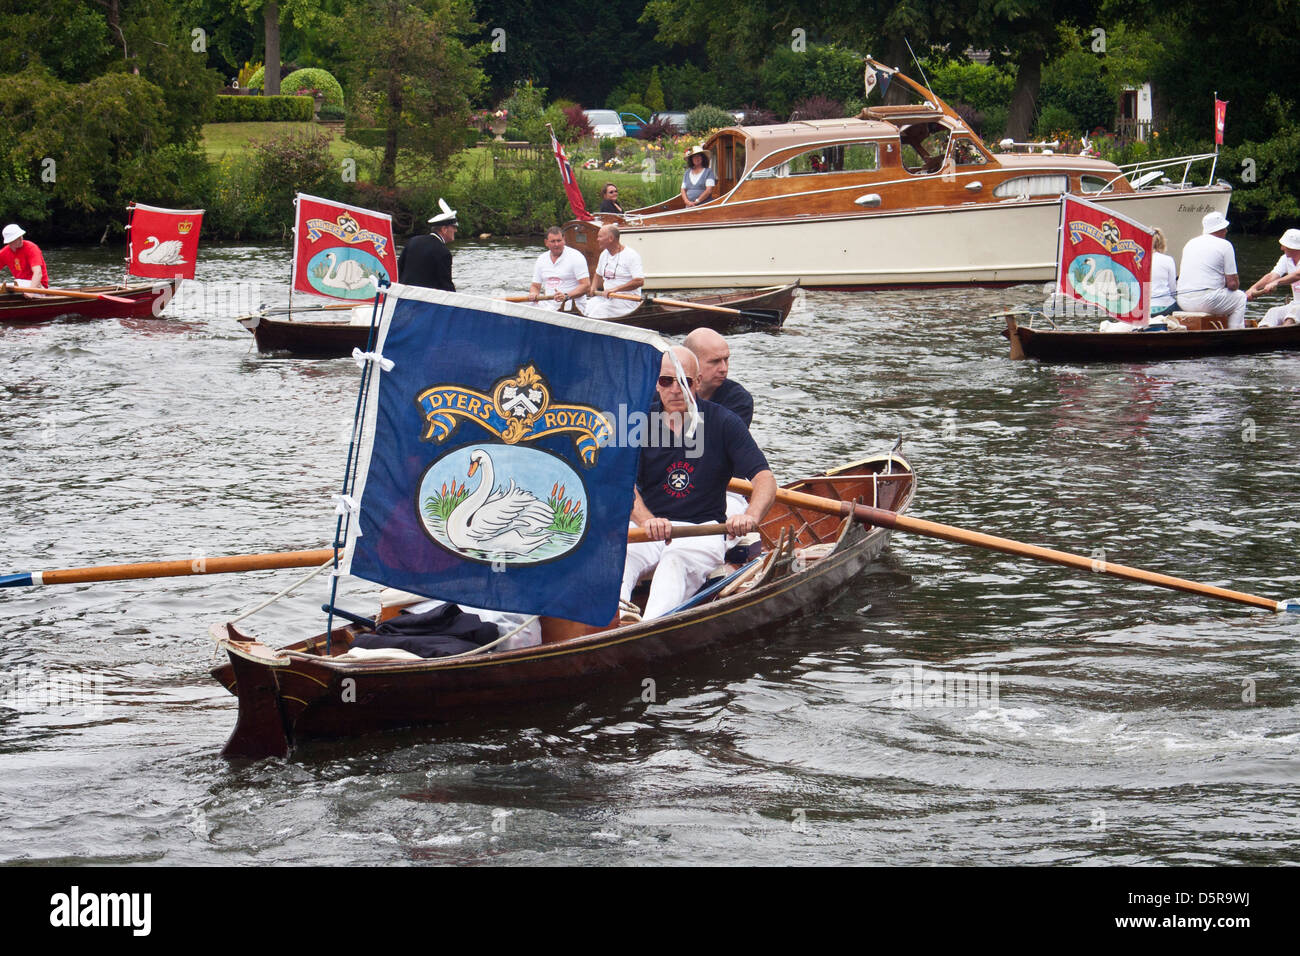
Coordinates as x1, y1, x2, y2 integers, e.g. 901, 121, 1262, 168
127, 204, 204, 280
1214, 99, 1227, 146
549, 124, 593, 222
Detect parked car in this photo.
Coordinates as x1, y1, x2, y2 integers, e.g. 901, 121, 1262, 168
620, 112, 647, 137
585, 109, 626, 140
650, 111, 688, 133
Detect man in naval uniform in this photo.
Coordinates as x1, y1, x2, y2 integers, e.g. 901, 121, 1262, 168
398, 199, 458, 291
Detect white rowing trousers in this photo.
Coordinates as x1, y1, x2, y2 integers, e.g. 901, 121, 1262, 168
1179, 287, 1248, 329
621, 522, 726, 620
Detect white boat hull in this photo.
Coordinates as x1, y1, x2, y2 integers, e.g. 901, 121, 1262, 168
613, 186, 1231, 289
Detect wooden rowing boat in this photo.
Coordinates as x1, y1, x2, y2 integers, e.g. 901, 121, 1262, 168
236, 283, 798, 356
1004, 312, 1300, 362
0, 279, 179, 324
210, 448, 915, 758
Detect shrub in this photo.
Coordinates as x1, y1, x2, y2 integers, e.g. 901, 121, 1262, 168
249, 130, 340, 231
619, 102, 651, 121
563, 104, 593, 139
212, 94, 314, 122
281, 68, 345, 109
237, 61, 262, 90
1035, 104, 1080, 138
790, 95, 844, 120
540, 103, 573, 143
638, 118, 676, 142
645, 68, 665, 112
202, 154, 272, 239
686, 104, 735, 135
319, 105, 346, 122
758, 44, 862, 117
247, 65, 264, 90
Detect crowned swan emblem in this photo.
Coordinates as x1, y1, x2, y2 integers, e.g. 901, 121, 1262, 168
137, 236, 186, 265
445, 448, 555, 556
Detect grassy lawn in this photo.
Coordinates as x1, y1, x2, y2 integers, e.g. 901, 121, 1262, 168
202, 122, 379, 166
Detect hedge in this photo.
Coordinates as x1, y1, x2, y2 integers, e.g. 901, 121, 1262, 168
281, 68, 345, 110
213, 95, 315, 122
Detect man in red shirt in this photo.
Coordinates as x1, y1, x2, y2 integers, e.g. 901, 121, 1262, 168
1, 224, 49, 289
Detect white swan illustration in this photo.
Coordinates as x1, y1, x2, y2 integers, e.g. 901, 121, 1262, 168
446, 448, 554, 556
1078, 257, 1125, 307
137, 236, 186, 265
322, 252, 373, 290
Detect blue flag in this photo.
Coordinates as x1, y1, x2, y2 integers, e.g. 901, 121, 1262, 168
345, 286, 667, 626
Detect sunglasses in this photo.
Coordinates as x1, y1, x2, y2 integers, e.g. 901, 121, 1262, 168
658, 375, 694, 388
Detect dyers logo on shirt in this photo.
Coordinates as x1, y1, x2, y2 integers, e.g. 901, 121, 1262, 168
664, 460, 695, 498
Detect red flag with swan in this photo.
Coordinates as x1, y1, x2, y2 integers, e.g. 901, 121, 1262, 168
1057, 195, 1154, 323
292, 194, 397, 302
127, 203, 204, 280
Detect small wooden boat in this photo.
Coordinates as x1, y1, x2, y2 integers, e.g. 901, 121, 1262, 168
210, 449, 915, 758
1004, 312, 1300, 362
0, 279, 179, 324
237, 283, 798, 356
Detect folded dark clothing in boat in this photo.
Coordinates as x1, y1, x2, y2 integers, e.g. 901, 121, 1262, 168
350, 604, 500, 658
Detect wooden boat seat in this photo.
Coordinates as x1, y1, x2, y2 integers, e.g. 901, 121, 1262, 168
1172, 311, 1224, 331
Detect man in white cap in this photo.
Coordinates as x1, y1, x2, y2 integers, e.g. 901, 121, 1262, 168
1, 223, 49, 290
1244, 228, 1300, 327
1176, 210, 1246, 328
398, 199, 457, 292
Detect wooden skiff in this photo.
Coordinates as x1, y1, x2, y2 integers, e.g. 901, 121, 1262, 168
1004, 313, 1300, 362
211, 448, 914, 758
236, 283, 797, 357
0, 279, 179, 324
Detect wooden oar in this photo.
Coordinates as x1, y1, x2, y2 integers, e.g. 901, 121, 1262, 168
729, 478, 1296, 613
0, 524, 732, 587
609, 291, 782, 325
2, 283, 134, 305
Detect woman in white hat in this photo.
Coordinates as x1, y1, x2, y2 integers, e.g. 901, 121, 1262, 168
680, 147, 717, 207
1244, 228, 1300, 327
1176, 210, 1247, 328
1, 223, 49, 290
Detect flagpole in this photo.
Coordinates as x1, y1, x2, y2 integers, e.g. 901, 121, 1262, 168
1209, 91, 1219, 184
124, 204, 135, 287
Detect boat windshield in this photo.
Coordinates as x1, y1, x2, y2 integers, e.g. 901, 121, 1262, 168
899, 122, 949, 174
751, 142, 881, 178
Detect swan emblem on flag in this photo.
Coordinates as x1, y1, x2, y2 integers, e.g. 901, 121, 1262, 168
137, 237, 186, 265
419, 445, 588, 564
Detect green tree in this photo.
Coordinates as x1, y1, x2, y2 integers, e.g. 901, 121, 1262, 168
338, 0, 484, 186
645, 66, 665, 112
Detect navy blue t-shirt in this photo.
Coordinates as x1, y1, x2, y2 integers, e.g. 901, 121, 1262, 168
710, 378, 753, 426
637, 398, 769, 524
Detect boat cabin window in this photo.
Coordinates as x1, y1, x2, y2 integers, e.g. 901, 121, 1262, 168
1080, 174, 1114, 193
993, 174, 1069, 198
952, 138, 987, 166
750, 142, 879, 178
899, 122, 949, 173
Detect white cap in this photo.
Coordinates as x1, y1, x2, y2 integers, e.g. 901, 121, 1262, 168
1202, 210, 1230, 234
1280, 228, 1300, 250
428, 198, 457, 227
2, 224, 25, 244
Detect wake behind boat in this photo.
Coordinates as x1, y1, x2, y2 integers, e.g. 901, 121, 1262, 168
564, 56, 1230, 290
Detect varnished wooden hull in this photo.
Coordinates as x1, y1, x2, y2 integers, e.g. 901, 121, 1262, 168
237, 284, 797, 356
1005, 315, 1300, 362
0, 279, 179, 324
568, 188, 1231, 290
211, 452, 915, 758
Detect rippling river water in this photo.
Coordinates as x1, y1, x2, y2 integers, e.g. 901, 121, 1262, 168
1, 237, 1297, 866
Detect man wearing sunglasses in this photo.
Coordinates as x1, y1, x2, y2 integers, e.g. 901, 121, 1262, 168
620, 347, 776, 621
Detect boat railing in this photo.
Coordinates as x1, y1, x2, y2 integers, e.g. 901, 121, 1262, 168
1109, 152, 1219, 191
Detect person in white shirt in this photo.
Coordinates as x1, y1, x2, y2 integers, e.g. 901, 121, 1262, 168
1149, 228, 1178, 318
584, 224, 644, 319
1244, 228, 1300, 327
528, 227, 590, 311
1176, 210, 1247, 328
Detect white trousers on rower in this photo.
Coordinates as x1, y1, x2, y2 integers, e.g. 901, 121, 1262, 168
584, 295, 640, 319
1178, 287, 1248, 329
1260, 301, 1300, 327
621, 522, 725, 620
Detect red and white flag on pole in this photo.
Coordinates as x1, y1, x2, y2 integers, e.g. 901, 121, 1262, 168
292, 194, 396, 302
1057, 195, 1154, 324
127, 203, 204, 280
549, 124, 593, 222
1214, 98, 1228, 145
